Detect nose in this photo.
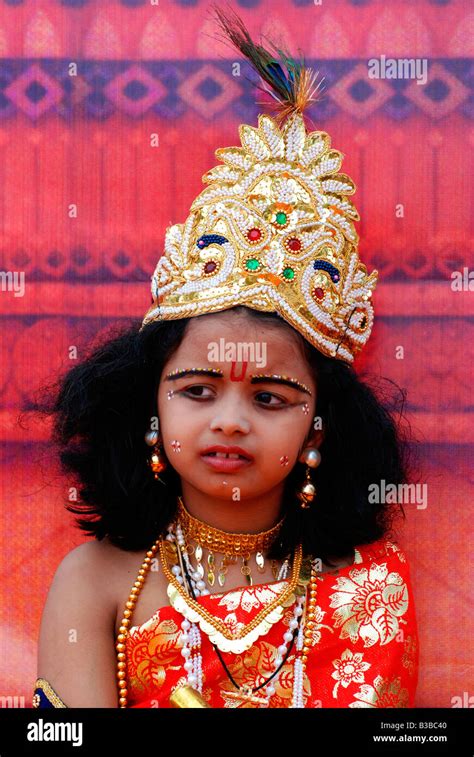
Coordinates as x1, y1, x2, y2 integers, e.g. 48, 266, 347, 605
209, 396, 251, 436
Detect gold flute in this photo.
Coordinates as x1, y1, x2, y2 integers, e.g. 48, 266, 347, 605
169, 685, 211, 708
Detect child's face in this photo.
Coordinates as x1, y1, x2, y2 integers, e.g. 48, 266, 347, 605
157, 309, 320, 504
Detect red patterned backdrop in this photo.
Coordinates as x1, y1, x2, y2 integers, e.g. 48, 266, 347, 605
0, 0, 472, 709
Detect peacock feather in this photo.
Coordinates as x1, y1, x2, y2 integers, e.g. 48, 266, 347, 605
210, 3, 325, 126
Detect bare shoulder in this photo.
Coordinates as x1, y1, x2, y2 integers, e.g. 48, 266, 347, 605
36, 538, 139, 707
57, 537, 116, 570
37, 535, 165, 707
59, 536, 144, 572
50, 539, 123, 600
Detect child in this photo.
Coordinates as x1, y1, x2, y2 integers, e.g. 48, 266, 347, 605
33, 10, 419, 709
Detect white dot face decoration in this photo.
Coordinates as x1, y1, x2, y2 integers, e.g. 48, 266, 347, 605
167, 390, 175, 400
301, 403, 310, 415
171, 440, 181, 453
280, 455, 289, 466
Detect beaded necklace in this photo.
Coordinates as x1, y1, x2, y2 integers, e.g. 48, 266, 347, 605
170, 520, 304, 705
116, 516, 320, 708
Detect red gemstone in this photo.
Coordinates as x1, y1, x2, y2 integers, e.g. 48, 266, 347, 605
287, 237, 301, 252
313, 287, 324, 299
247, 228, 262, 242
204, 261, 217, 274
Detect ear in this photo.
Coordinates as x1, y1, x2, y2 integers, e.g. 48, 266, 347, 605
305, 428, 324, 449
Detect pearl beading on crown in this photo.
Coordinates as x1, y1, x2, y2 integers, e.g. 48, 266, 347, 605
141, 112, 378, 363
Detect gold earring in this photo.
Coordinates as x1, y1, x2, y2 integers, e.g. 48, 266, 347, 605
297, 447, 321, 509
144, 427, 167, 479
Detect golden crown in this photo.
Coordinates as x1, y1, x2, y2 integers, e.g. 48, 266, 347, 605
140, 10, 378, 363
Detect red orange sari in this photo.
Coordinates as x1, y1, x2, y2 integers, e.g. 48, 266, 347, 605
125, 538, 419, 708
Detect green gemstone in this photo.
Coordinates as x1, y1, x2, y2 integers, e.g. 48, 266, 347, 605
283, 267, 295, 280
245, 258, 260, 271
275, 211, 287, 225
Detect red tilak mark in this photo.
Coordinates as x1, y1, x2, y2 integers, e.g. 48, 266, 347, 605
230, 361, 248, 382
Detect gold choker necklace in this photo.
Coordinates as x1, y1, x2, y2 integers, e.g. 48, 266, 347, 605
177, 495, 285, 557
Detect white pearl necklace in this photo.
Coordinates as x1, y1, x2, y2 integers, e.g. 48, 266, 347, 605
292, 620, 306, 707
180, 619, 203, 694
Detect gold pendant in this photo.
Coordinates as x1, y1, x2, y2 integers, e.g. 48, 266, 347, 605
196, 563, 204, 579
217, 572, 226, 587
207, 552, 215, 586
241, 558, 252, 586
225, 685, 269, 707
217, 556, 228, 588
195, 544, 204, 579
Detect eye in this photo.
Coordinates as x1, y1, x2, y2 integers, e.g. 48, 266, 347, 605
255, 391, 287, 407
179, 385, 214, 399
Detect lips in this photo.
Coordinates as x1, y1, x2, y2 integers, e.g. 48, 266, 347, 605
200, 455, 253, 472
200, 445, 254, 472
207, 452, 243, 459
200, 445, 254, 461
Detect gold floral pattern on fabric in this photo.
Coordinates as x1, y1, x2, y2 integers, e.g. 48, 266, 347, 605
331, 649, 371, 699
402, 634, 418, 676
348, 674, 410, 708
310, 604, 334, 646
127, 615, 182, 696
329, 561, 409, 647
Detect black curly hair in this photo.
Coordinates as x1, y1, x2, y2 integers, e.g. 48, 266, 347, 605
31, 305, 418, 565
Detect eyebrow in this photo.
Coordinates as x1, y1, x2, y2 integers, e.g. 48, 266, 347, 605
164, 368, 223, 381
250, 374, 312, 396
164, 368, 312, 395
